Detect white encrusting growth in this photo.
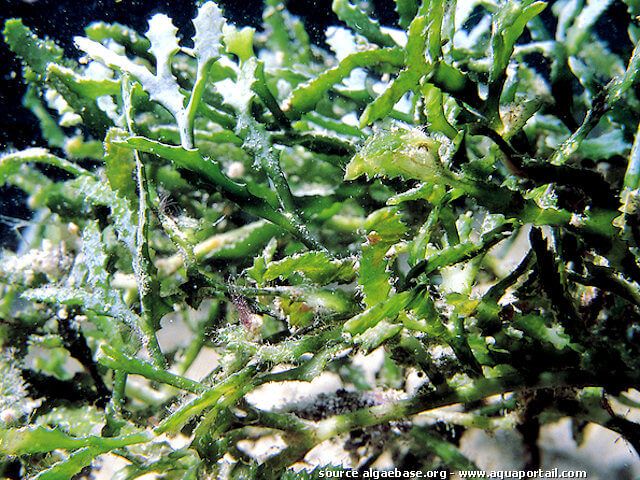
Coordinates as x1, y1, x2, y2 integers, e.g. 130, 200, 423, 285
145, 14, 185, 116
74, 2, 225, 150
1, 239, 71, 285
185, 2, 226, 148
192, 1, 225, 75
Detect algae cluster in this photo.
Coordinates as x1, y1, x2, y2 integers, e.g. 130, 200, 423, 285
2, 0, 640, 478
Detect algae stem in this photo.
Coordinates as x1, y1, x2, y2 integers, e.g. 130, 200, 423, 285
124, 76, 166, 368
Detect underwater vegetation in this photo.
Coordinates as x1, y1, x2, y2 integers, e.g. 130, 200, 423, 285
2, 0, 640, 477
